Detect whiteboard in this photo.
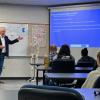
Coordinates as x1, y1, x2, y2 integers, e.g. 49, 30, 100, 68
0, 23, 28, 56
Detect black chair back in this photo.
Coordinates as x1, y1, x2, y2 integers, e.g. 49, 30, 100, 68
77, 62, 94, 67
51, 59, 75, 73
18, 85, 84, 100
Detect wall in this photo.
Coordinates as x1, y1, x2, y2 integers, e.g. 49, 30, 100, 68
0, 5, 49, 77
2, 57, 44, 77
0, 5, 48, 24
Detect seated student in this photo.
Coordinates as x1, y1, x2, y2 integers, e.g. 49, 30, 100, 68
52, 44, 75, 73
51, 44, 75, 86
57, 44, 75, 63
82, 51, 100, 88
49, 45, 57, 62
77, 48, 97, 68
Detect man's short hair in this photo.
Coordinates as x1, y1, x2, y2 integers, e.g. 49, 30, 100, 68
81, 48, 88, 56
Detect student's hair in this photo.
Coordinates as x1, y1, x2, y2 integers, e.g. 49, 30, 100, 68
50, 45, 57, 52
81, 48, 88, 56
97, 51, 100, 63
57, 44, 70, 58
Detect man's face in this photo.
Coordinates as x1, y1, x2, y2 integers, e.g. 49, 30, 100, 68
0, 27, 6, 37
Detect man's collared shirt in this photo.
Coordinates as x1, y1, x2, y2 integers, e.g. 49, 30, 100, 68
0, 35, 6, 53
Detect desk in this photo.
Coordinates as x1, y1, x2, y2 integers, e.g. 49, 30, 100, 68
76, 89, 100, 100
45, 73, 88, 80
45, 73, 88, 87
75, 67, 93, 72
34, 66, 51, 85
34, 66, 91, 85
29, 63, 44, 83
75, 67, 93, 70
30, 63, 44, 66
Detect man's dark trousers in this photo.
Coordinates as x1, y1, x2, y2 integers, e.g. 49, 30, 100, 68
0, 54, 5, 75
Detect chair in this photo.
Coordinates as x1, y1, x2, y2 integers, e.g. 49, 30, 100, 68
18, 85, 84, 100
48, 59, 76, 87
93, 76, 100, 88
76, 62, 94, 73
93, 77, 100, 96
51, 59, 75, 73
77, 62, 94, 67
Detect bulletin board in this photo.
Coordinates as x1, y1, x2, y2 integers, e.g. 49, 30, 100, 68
32, 24, 48, 47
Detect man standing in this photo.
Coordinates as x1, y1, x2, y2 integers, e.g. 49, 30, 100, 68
0, 27, 23, 81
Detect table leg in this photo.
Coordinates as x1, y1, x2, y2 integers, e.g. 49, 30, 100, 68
36, 70, 38, 85
43, 70, 45, 85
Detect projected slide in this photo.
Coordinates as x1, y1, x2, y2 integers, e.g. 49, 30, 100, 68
50, 8, 100, 47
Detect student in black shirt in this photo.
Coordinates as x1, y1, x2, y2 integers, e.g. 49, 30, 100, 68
57, 44, 75, 62
77, 48, 97, 69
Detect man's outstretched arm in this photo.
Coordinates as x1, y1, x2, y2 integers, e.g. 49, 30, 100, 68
7, 36, 23, 44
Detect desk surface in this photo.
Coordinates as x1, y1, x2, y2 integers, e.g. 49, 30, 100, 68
34, 66, 92, 71
76, 89, 100, 100
35, 66, 51, 71
45, 73, 88, 80
75, 67, 93, 71
30, 63, 44, 66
